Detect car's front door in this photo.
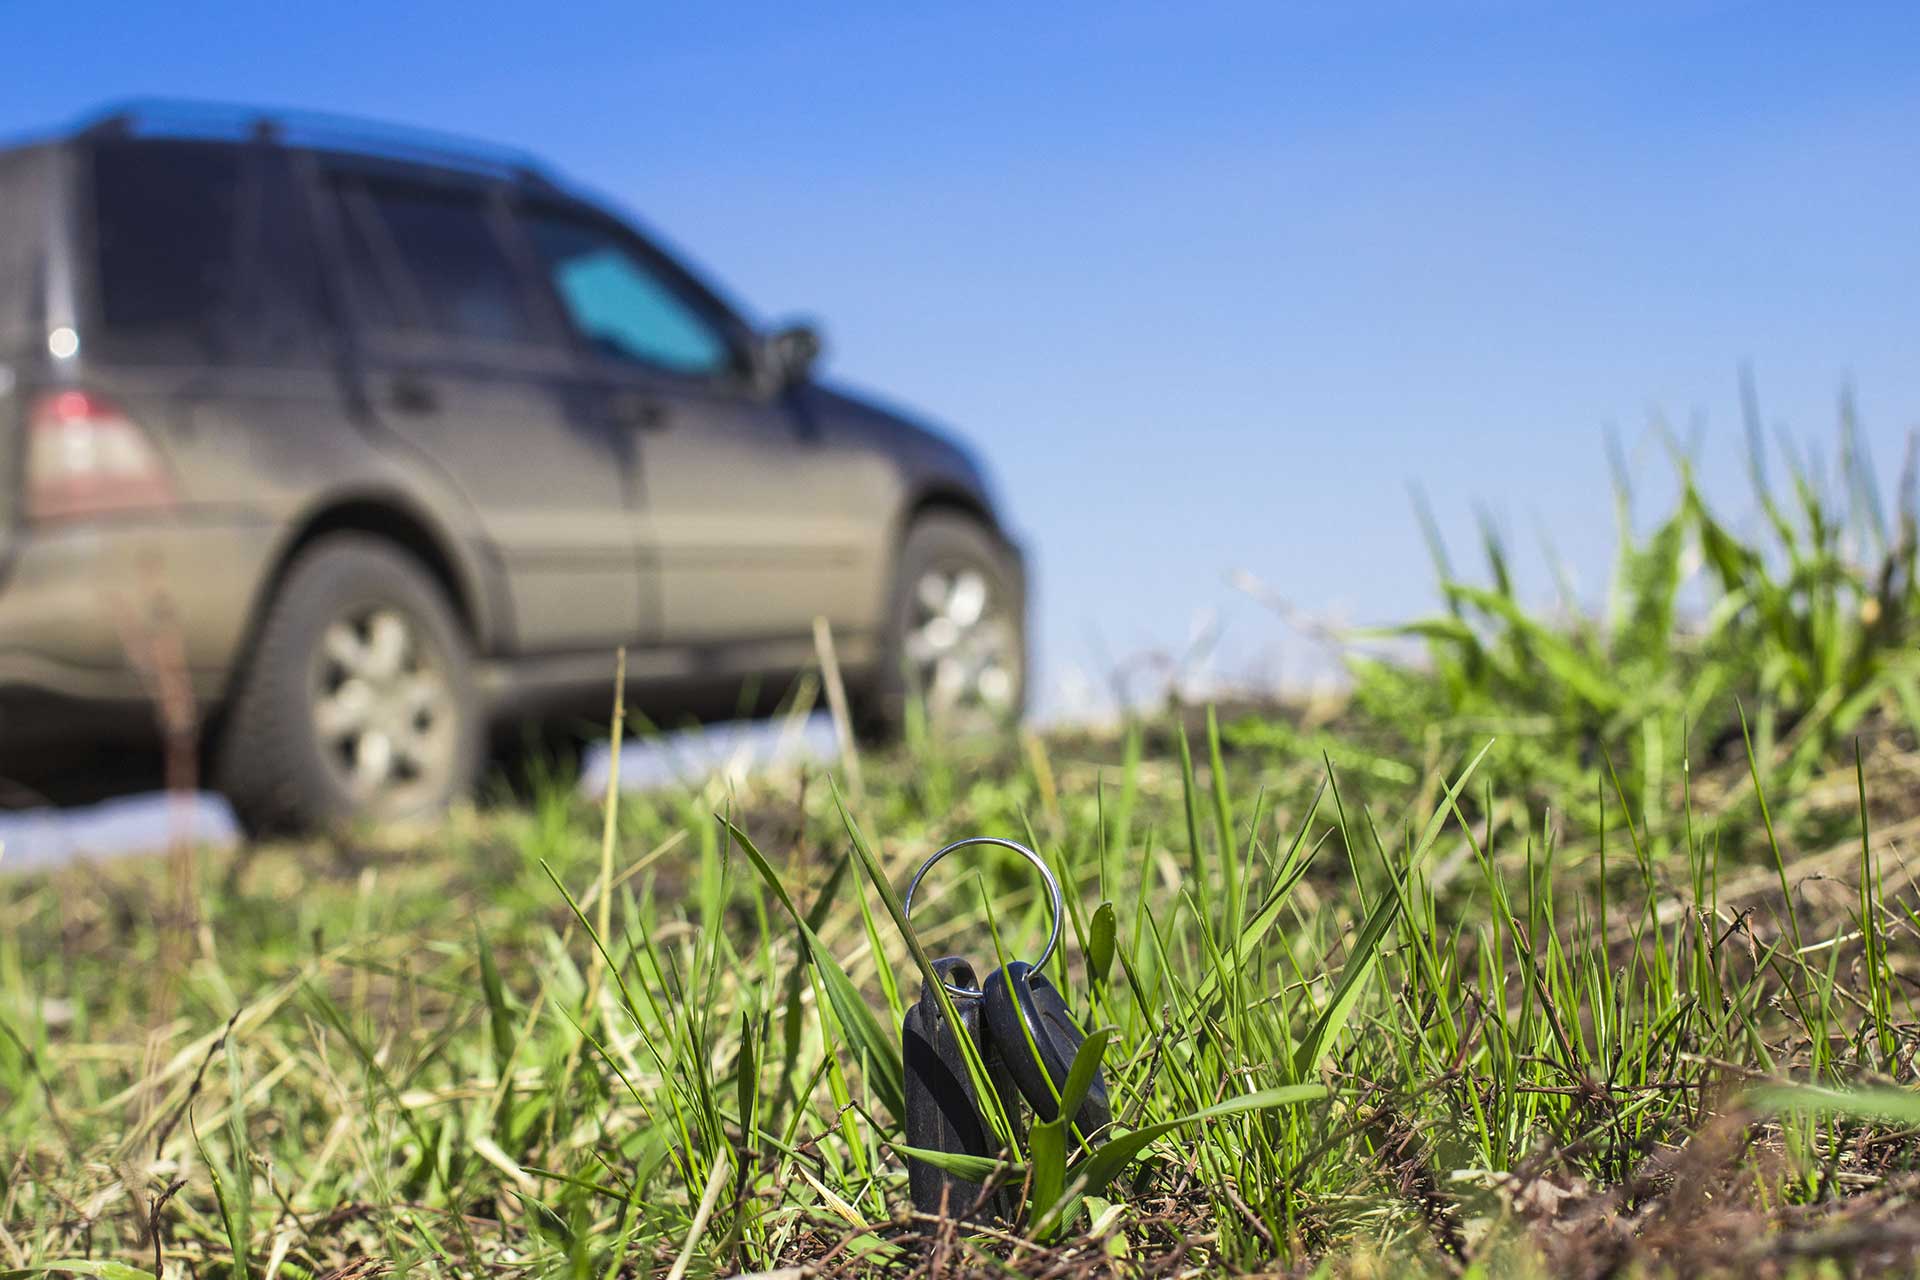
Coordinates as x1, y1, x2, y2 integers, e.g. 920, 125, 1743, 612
511, 202, 886, 653
322, 170, 645, 654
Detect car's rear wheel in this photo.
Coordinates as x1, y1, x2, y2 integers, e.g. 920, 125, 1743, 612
214, 534, 480, 833
861, 513, 1026, 741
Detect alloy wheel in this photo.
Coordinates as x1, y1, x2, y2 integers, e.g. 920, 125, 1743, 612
902, 564, 1021, 728
309, 605, 457, 810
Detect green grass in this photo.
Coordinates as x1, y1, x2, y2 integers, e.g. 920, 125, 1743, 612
3, 429, 1919, 1278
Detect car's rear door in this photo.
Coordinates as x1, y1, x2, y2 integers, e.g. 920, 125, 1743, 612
320, 167, 645, 654
508, 200, 885, 655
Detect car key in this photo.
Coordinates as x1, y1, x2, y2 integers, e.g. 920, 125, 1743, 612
982, 959, 1112, 1136
901, 836, 1102, 1214
901, 956, 1021, 1219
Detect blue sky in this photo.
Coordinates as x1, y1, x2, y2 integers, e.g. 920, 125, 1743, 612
6, 1, 1919, 714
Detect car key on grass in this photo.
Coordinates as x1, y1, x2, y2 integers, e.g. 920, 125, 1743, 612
900, 837, 1113, 1219
901, 956, 1022, 1220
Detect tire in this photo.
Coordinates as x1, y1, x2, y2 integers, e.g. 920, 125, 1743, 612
859, 512, 1027, 742
213, 534, 481, 834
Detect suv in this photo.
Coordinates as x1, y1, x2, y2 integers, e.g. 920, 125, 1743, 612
0, 103, 1026, 830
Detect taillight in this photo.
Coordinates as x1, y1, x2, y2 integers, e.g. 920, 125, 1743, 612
25, 390, 177, 521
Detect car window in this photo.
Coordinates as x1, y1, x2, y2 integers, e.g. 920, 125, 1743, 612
523, 211, 732, 376
90, 140, 331, 365
233, 149, 333, 363
355, 183, 534, 343
91, 141, 242, 357
331, 187, 405, 331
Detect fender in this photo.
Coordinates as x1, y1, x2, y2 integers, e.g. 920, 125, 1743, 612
247, 487, 509, 659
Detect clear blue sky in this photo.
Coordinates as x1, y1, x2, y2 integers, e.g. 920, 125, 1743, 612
7, 1, 1918, 715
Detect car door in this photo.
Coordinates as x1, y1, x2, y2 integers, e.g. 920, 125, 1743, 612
511, 201, 886, 650
322, 169, 646, 654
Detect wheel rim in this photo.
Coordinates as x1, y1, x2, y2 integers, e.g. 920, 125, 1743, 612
309, 604, 456, 810
903, 563, 1020, 726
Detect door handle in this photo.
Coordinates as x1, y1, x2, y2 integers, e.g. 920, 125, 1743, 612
390, 375, 439, 415
608, 390, 669, 431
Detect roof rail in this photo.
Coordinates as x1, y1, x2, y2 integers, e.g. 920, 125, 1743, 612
76, 98, 558, 186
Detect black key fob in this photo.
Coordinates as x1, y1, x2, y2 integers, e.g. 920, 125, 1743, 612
902, 957, 1021, 1219
982, 960, 1112, 1136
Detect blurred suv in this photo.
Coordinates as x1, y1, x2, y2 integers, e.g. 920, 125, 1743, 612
0, 102, 1026, 829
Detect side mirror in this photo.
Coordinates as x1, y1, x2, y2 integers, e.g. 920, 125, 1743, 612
760, 322, 823, 394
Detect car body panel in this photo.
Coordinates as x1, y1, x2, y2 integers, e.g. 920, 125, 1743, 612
339, 333, 647, 654
0, 513, 278, 701
597, 368, 896, 646
0, 144, 63, 571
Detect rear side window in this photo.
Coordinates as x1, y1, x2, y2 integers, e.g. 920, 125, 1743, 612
91, 141, 241, 358
344, 182, 534, 344
90, 140, 330, 365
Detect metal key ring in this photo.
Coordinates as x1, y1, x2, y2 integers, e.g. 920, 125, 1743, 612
903, 836, 1064, 998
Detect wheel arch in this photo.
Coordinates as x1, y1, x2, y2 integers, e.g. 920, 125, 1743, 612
241, 492, 500, 674
876, 486, 1000, 631
900, 484, 999, 540
893, 484, 1026, 606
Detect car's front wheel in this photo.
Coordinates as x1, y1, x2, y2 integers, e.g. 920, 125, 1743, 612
214, 534, 480, 833
861, 512, 1026, 741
